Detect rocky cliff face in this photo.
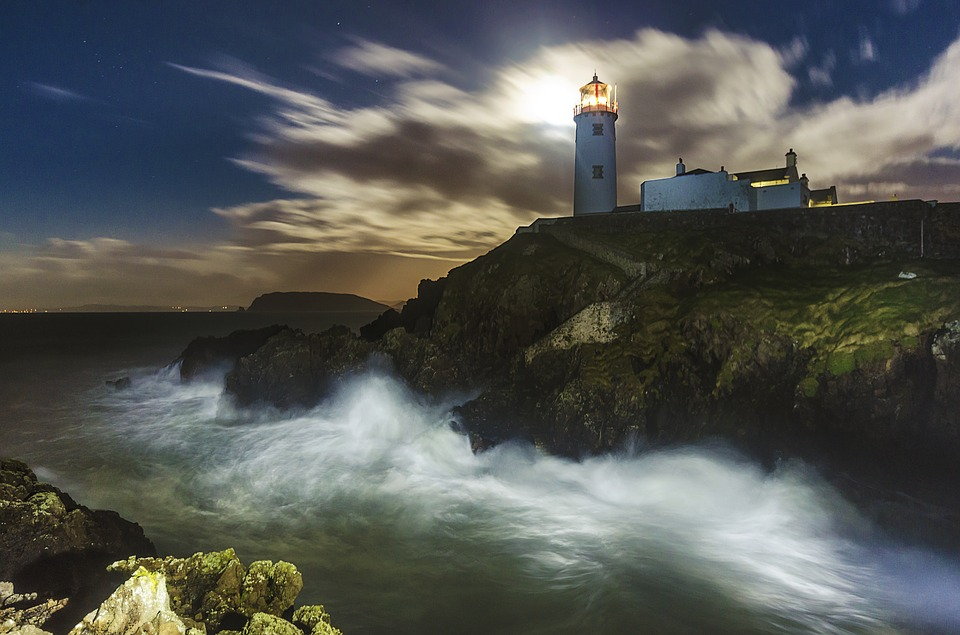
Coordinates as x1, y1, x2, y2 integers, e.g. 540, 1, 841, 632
190, 202, 960, 490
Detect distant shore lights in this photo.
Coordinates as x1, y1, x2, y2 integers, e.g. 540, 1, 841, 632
573, 73, 618, 215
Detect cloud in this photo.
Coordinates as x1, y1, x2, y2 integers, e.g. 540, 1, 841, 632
890, 0, 922, 14
11, 27, 957, 309
859, 34, 877, 62
0, 236, 278, 309
808, 51, 837, 87
778, 36, 809, 67
333, 38, 444, 77
26, 82, 97, 103
176, 28, 960, 261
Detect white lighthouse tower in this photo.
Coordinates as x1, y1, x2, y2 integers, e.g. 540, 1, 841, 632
573, 73, 618, 215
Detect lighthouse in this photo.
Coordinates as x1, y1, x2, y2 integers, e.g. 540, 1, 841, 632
573, 74, 618, 215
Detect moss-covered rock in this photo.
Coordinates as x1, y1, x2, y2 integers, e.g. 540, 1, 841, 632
67, 567, 186, 635
290, 606, 340, 635
110, 552, 305, 633
239, 613, 299, 635
0, 458, 155, 630
238, 561, 301, 619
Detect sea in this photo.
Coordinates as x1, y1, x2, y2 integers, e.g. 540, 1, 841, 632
1, 311, 959, 635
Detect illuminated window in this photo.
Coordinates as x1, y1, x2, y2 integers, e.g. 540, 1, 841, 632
750, 179, 790, 188
592, 165, 604, 179
592, 123, 604, 136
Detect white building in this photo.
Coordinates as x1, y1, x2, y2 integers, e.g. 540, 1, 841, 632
639, 149, 838, 212
573, 74, 618, 215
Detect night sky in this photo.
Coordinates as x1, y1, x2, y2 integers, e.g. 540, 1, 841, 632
2, 1, 960, 309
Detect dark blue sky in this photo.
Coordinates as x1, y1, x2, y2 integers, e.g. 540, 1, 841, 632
2, 1, 959, 308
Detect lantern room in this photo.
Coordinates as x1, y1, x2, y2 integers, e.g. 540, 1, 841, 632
574, 74, 618, 116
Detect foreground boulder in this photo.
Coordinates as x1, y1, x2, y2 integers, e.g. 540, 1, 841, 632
67, 568, 185, 635
109, 550, 301, 632
1, 462, 341, 635
0, 458, 156, 628
0, 581, 69, 634
108, 551, 339, 635
4, 554, 341, 635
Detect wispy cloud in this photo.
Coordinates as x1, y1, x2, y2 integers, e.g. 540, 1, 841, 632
890, 0, 922, 14
808, 51, 837, 87
333, 38, 445, 77
778, 35, 809, 67
858, 33, 877, 62
26, 82, 97, 103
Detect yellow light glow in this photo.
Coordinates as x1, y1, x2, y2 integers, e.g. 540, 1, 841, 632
750, 179, 790, 188
575, 77, 617, 116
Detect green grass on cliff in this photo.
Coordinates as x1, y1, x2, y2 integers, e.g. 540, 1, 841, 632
630, 258, 960, 403
570, 258, 960, 406
695, 260, 960, 371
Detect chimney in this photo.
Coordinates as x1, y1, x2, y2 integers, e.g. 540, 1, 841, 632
785, 148, 797, 168
676, 158, 685, 176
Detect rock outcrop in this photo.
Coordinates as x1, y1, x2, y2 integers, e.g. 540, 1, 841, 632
0, 459, 156, 631
3, 553, 341, 635
1, 581, 69, 635
224, 326, 374, 409
178, 325, 288, 381
1, 463, 341, 635
67, 568, 186, 635
108, 550, 312, 633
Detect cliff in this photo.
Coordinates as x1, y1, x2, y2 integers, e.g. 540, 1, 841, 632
247, 292, 388, 313
192, 200, 960, 502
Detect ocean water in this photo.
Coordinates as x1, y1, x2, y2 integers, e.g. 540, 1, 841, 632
1, 313, 959, 634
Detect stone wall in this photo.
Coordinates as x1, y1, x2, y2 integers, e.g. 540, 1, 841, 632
522, 199, 960, 260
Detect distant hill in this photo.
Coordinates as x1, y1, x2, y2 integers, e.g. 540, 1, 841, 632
247, 292, 389, 313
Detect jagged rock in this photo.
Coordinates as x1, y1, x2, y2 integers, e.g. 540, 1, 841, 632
1, 581, 36, 607
177, 325, 287, 381
376, 328, 468, 395
110, 551, 302, 631
291, 606, 340, 635
67, 567, 185, 635
358, 308, 402, 342
0, 458, 155, 626
0, 625, 52, 635
110, 550, 243, 630
239, 562, 301, 619
225, 326, 372, 409
0, 581, 67, 635
239, 613, 299, 635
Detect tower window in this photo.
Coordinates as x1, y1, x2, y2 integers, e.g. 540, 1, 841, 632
592, 123, 604, 136
592, 165, 604, 179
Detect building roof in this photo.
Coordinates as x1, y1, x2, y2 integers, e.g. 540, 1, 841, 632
734, 166, 790, 182
677, 168, 714, 177
810, 186, 838, 205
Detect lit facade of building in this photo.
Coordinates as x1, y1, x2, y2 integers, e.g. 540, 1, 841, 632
573, 75, 618, 215
640, 149, 839, 212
